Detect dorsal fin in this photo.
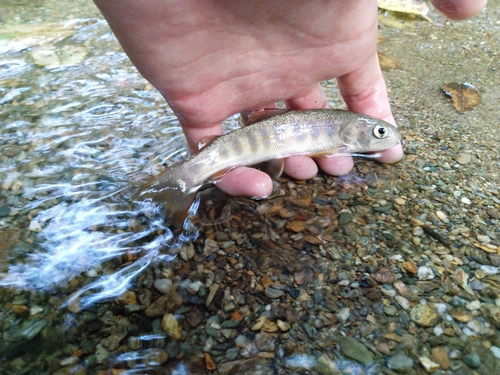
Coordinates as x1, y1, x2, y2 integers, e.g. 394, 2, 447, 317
241, 108, 289, 126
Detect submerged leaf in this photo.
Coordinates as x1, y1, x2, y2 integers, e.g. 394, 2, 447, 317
442, 82, 481, 113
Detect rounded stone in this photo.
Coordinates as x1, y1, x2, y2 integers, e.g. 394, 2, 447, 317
410, 304, 438, 327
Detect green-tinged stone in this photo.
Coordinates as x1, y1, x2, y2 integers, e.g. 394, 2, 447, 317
338, 212, 352, 225
387, 352, 414, 372
339, 337, 373, 365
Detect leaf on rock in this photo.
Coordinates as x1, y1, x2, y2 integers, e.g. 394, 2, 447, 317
442, 83, 481, 113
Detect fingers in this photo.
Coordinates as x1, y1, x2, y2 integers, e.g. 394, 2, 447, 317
337, 51, 404, 164
431, 0, 487, 20
213, 166, 274, 198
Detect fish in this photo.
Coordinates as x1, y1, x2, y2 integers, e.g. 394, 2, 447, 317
132, 108, 402, 227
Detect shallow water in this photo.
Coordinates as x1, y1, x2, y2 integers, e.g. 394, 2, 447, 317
1, 1, 499, 374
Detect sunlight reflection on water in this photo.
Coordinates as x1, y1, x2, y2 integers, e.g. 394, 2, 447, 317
0, 24, 203, 308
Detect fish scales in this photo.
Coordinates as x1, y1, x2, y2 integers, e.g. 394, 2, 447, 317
132, 109, 402, 226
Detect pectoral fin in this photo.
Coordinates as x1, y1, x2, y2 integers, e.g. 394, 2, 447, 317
251, 158, 285, 179
309, 147, 347, 158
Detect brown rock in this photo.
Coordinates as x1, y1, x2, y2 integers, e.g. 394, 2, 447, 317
450, 308, 472, 323
303, 235, 322, 245
261, 276, 273, 288
286, 220, 305, 233
145, 293, 183, 317
373, 269, 397, 284
11, 304, 29, 316
410, 304, 438, 327
431, 346, 450, 370
114, 290, 137, 306
402, 261, 417, 274
204, 352, 217, 371
218, 358, 263, 375
294, 265, 314, 285
186, 307, 204, 328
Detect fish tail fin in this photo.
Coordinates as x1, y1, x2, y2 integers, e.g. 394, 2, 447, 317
132, 166, 199, 227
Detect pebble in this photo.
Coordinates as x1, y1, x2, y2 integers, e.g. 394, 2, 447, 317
402, 261, 417, 274
417, 266, 435, 280
410, 304, 438, 327
456, 153, 472, 164
180, 243, 195, 261
265, 287, 284, 299
255, 332, 276, 352
276, 319, 291, 332
419, 357, 440, 373
28, 219, 42, 232
387, 352, 414, 372
285, 220, 305, 233
395, 295, 410, 310
154, 278, 173, 294
203, 238, 219, 256
435, 210, 449, 223
11, 304, 29, 316
373, 269, 397, 284
161, 314, 182, 340
335, 307, 350, 324
431, 346, 450, 370
394, 197, 406, 206
413, 226, 424, 236
338, 212, 352, 225
294, 266, 314, 285
339, 337, 373, 364
463, 352, 481, 368
479, 265, 499, 275
460, 197, 472, 205
0, 205, 11, 217
490, 346, 500, 360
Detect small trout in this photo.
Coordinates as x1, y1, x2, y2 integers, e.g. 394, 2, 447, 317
133, 109, 402, 226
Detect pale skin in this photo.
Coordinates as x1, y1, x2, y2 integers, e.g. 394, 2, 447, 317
93, 0, 487, 198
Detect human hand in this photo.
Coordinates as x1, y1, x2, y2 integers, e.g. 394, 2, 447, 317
93, 0, 486, 198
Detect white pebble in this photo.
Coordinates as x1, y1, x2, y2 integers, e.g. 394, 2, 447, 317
419, 357, 440, 373
30, 306, 44, 315
460, 197, 472, 205
435, 210, 449, 223
491, 346, 500, 360
479, 265, 499, 276
154, 278, 173, 294
187, 280, 203, 294
86, 268, 98, 277
413, 226, 424, 236
336, 307, 350, 324
417, 266, 435, 280
433, 325, 443, 336
395, 295, 410, 310
466, 300, 482, 311
477, 234, 491, 243
462, 327, 477, 337
28, 219, 42, 232
466, 319, 483, 333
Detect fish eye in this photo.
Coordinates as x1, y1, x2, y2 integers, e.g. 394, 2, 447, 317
373, 124, 388, 139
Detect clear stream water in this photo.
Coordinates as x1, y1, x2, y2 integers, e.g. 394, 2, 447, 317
1, 0, 499, 374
